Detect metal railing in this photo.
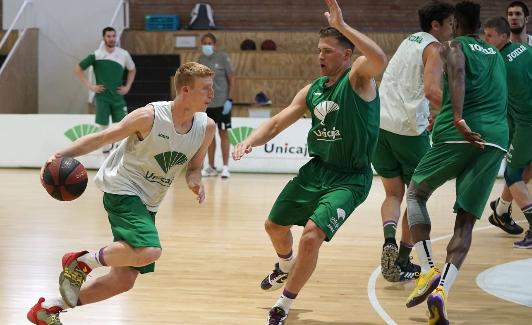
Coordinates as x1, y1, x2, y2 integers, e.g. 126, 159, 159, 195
0, 0, 33, 53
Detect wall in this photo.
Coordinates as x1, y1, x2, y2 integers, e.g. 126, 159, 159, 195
0, 28, 37, 113
129, 0, 532, 31
3, 0, 126, 114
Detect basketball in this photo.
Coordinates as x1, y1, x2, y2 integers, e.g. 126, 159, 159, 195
41, 157, 88, 201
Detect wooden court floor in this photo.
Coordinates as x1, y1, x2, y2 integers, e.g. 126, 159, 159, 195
0, 168, 529, 324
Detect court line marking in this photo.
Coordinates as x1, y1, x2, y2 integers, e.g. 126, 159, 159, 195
367, 221, 526, 324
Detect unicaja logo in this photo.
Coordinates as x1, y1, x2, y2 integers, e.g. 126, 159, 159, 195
228, 126, 254, 146
313, 101, 339, 125
64, 124, 100, 141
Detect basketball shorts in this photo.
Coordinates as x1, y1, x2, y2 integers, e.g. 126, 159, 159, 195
373, 129, 431, 184
268, 158, 372, 241
206, 106, 232, 130
103, 193, 161, 274
95, 97, 127, 126
412, 143, 504, 219
507, 125, 532, 169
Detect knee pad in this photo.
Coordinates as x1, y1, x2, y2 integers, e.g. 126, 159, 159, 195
406, 181, 433, 226
504, 165, 524, 186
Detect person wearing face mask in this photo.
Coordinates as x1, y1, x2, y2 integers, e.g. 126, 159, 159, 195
198, 33, 235, 179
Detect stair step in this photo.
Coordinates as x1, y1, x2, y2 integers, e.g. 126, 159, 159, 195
131, 55, 180, 67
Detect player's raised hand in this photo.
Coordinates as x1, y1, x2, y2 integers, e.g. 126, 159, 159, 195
324, 0, 345, 29
232, 142, 253, 161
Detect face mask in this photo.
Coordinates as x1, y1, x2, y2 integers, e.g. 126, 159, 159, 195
202, 45, 214, 56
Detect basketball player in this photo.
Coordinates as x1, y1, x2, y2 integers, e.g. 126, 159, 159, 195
507, 1, 532, 45
374, 0, 454, 282
404, 2, 508, 323
27, 62, 216, 325
485, 2, 532, 234
232, 1, 387, 324
484, 17, 532, 248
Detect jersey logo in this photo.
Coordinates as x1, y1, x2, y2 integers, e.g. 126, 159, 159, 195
154, 151, 188, 173
313, 100, 340, 125
313, 92, 322, 96
506, 45, 527, 62
158, 133, 170, 140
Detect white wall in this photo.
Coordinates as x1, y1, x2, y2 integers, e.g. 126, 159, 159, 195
3, 0, 126, 114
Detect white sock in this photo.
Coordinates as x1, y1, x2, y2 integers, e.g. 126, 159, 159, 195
42, 297, 68, 310
77, 249, 105, 270
278, 252, 294, 273
274, 292, 295, 312
414, 240, 435, 273
496, 198, 511, 215
439, 263, 458, 293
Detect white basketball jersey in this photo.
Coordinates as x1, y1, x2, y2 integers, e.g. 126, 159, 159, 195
379, 32, 439, 136
94, 101, 207, 212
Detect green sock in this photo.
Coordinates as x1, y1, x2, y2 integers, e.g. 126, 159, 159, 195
383, 220, 397, 239
397, 242, 413, 266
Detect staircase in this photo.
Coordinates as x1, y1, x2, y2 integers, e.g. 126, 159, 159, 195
125, 55, 180, 111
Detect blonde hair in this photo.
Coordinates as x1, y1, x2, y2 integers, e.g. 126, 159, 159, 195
174, 62, 214, 94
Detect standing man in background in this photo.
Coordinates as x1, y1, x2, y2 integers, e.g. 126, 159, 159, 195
74, 27, 136, 153
507, 1, 532, 45
484, 17, 532, 248
198, 33, 235, 179
374, 0, 454, 283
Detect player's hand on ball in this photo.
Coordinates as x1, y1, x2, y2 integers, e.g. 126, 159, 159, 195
40, 153, 63, 182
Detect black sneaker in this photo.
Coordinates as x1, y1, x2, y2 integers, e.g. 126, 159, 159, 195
488, 199, 523, 235
397, 258, 421, 281
260, 263, 288, 291
381, 240, 400, 282
267, 306, 288, 325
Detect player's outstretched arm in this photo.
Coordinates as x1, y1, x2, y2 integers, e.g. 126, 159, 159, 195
323, 0, 387, 82
232, 85, 310, 160
186, 119, 216, 204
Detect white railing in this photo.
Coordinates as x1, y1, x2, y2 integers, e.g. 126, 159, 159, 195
0, 0, 33, 53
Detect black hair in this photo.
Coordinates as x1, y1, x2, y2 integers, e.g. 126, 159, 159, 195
102, 26, 116, 37
418, 1, 455, 32
507, 1, 529, 17
454, 1, 481, 34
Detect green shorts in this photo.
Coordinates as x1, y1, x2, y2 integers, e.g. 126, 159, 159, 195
269, 158, 372, 241
103, 193, 161, 274
95, 97, 127, 126
373, 129, 431, 183
412, 143, 504, 219
507, 125, 532, 169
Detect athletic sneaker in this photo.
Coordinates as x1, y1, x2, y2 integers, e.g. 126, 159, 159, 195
427, 286, 449, 325
381, 240, 400, 282
59, 251, 91, 308
27, 298, 63, 325
513, 230, 532, 249
201, 166, 218, 177
488, 199, 523, 235
267, 306, 288, 325
397, 258, 421, 282
260, 263, 288, 291
405, 266, 441, 308
220, 167, 230, 179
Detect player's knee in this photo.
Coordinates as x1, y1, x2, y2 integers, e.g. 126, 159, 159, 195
135, 247, 161, 266
406, 181, 432, 226
299, 224, 325, 252
265, 219, 284, 234
504, 166, 524, 186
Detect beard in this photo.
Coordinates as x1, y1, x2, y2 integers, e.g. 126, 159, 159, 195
510, 25, 525, 34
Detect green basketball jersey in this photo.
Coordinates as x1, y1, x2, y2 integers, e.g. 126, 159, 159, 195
432, 36, 508, 149
306, 69, 380, 172
500, 43, 532, 126
79, 47, 135, 104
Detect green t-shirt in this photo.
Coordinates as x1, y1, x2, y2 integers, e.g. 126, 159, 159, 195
306, 69, 380, 172
433, 36, 508, 149
500, 42, 532, 126
79, 47, 135, 103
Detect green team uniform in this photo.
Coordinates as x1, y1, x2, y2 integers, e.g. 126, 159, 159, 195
412, 36, 508, 219
500, 43, 532, 168
269, 69, 379, 240
79, 47, 135, 125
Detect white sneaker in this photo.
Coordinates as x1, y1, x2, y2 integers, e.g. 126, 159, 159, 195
201, 166, 218, 177
221, 167, 230, 179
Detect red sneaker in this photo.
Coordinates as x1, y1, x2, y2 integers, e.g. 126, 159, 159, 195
59, 251, 91, 307
27, 298, 63, 325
